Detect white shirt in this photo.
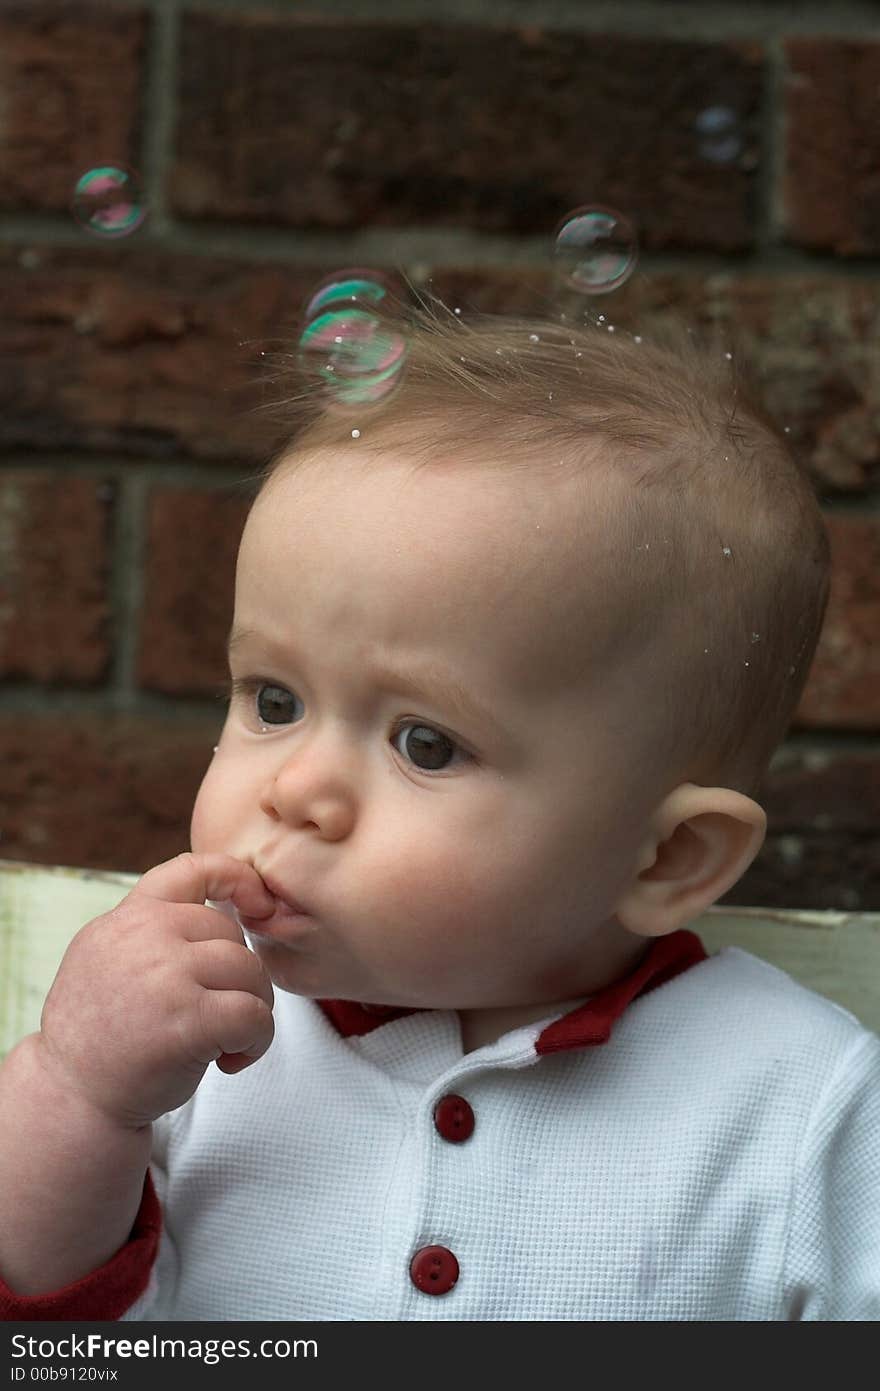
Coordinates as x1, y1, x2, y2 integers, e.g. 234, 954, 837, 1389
3, 931, 879, 1320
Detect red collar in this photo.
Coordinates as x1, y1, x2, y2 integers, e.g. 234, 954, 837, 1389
317, 929, 707, 1056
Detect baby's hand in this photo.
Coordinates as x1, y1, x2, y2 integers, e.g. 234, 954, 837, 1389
36, 853, 277, 1130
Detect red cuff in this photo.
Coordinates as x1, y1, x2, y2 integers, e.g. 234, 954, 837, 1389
0, 1169, 162, 1321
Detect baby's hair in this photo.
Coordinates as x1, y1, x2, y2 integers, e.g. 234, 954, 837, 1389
254, 290, 831, 803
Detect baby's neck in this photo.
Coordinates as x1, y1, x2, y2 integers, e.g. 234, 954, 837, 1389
456, 934, 651, 1054
456, 1001, 574, 1054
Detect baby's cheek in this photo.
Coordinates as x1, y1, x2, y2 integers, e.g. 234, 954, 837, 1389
378, 841, 487, 931
189, 765, 222, 853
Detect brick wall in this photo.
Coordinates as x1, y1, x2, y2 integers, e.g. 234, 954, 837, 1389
0, 0, 877, 909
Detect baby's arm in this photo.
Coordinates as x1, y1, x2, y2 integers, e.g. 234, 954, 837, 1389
0, 1031, 153, 1293
0, 853, 276, 1301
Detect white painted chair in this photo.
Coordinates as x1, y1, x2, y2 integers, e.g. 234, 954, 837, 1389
1, 857, 879, 1058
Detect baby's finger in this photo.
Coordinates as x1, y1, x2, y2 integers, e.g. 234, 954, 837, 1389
132, 852, 275, 921
199, 990, 275, 1066
190, 938, 275, 1011
215, 1052, 257, 1075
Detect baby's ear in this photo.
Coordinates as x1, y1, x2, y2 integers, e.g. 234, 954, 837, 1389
613, 784, 767, 938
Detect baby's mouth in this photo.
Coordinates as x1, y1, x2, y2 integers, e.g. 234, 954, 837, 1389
261, 891, 307, 915
239, 895, 316, 943
254, 867, 312, 918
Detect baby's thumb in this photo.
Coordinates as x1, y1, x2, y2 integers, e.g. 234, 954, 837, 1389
215, 1051, 256, 1074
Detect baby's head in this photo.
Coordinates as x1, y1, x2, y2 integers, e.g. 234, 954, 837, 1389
191, 303, 830, 1015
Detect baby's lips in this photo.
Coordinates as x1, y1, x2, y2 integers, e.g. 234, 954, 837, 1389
242, 867, 278, 919
207, 893, 273, 929
207, 866, 276, 924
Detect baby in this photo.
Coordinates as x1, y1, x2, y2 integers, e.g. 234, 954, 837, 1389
1, 303, 878, 1321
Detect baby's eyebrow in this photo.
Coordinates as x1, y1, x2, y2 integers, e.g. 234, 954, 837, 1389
226, 624, 508, 741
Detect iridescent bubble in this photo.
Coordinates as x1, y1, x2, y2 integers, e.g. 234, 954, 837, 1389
694, 107, 743, 165
299, 269, 409, 409
298, 306, 408, 408
553, 206, 638, 295
303, 269, 398, 324
71, 165, 147, 238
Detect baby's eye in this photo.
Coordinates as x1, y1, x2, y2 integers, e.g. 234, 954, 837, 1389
226, 677, 300, 728
390, 721, 467, 774
253, 681, 298, 726
229, 678, 469, 776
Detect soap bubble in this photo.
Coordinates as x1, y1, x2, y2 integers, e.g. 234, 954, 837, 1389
71, 165, 147, 238
303, 270, 396, 324
298, 268, 409, 409
553, 205, 638, 295
298, 308, 408, 408
694, 107, 743, 164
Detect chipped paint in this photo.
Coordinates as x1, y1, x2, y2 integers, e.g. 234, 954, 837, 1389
1, 860, 137, 1058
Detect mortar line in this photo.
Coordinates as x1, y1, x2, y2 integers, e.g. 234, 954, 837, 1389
138, 0, 182, 235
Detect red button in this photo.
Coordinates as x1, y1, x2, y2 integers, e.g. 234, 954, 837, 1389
433, 1093, 475, 1143
409, 1245, 460, 1295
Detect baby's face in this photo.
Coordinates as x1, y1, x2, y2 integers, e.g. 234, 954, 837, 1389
191, 446, 658, 1010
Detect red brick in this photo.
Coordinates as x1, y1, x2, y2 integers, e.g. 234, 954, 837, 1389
725, 750, 880, 910
138, 486, 250, 694
0, 3, 148, 215
801, 516, 880, 729
0, 472, 113, 682
171, 13, 762, 251
3, 250, 880, 489
0, 244, 332, 462
0, 714, 216, 873
784, 38, 880, 255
